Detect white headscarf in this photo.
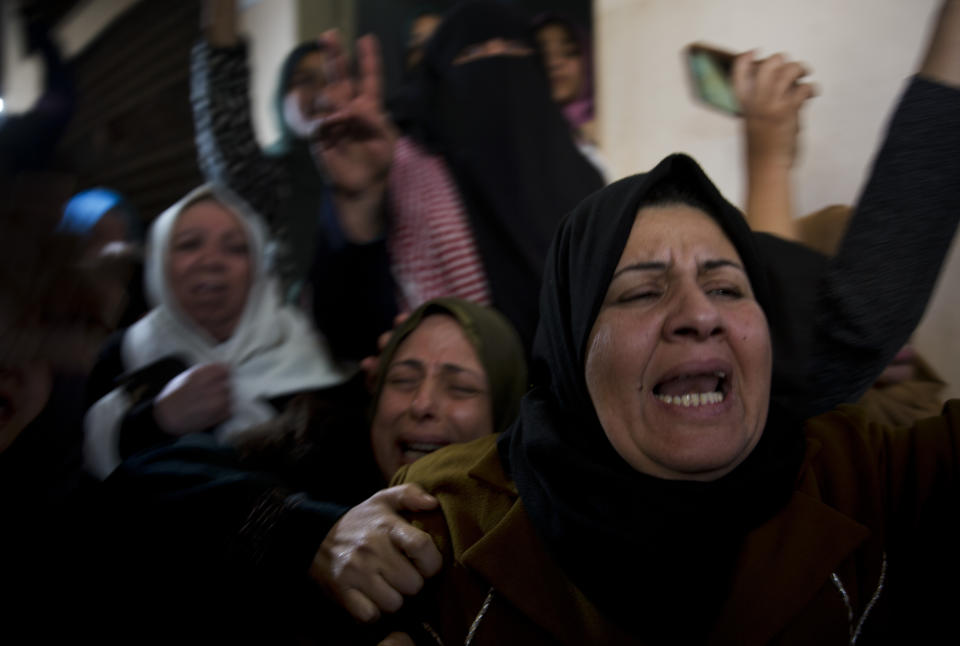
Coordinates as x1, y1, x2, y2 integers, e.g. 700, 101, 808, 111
85, 185, 351, 477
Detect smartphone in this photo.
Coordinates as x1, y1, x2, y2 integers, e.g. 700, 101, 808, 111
685, 43, 740, 115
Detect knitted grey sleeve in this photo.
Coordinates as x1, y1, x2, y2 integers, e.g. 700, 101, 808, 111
809, 76, 960, 416
190, 39, 283, 223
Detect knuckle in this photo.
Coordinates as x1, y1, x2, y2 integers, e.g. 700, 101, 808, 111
406, 531, 432, 552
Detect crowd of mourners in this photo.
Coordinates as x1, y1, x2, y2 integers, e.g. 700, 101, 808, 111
4, 0, 960, 643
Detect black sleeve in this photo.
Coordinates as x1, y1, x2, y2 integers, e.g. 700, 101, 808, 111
807, 76, 960, 416
83, 331, 126, 410
84, 330, 193, 461
104, 434, 347, 581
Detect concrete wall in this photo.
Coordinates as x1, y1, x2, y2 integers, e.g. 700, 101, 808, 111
595, 0, 960, 399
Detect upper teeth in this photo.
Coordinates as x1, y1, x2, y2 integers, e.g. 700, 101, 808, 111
657, 391, 725, 407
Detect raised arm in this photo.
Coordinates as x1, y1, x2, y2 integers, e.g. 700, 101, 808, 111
313, 30, 396, 244
808, 0, 960, 415
192, 0, 284, 221
733, 51, 814, 239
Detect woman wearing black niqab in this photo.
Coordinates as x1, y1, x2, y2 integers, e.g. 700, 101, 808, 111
391, 0, 605, 348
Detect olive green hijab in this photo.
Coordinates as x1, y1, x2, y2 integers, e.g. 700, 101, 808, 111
373, 298, 528, 433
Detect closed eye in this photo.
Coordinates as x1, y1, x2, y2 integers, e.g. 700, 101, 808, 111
449, 384, 482, 397
706, 286, 743, 299
617, 289, 662, 304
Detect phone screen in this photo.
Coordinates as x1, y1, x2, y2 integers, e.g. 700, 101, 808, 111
686, 45, 740, 115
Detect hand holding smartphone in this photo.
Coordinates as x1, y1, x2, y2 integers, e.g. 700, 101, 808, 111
685, 43, 741, 115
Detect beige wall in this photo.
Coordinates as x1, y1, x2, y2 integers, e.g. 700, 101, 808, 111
238, 0, 355, 145
238, 0, 298, 146
595, 0, 960, 398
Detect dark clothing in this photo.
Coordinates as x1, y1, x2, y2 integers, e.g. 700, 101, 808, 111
808, 75, 960, 415
99, 435, 354, 643
395, 400, 960, 645
95, 376, 382, 643
2, 375, 99, 638
499, 152, 806, 640
0, 27, 74, 175
392, 1, 606, 348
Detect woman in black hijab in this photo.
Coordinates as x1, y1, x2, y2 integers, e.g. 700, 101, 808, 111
393, 147, 960, 643
390, 0, 605, 349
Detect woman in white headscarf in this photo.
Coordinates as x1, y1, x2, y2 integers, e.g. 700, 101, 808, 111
83, 184, 351, 479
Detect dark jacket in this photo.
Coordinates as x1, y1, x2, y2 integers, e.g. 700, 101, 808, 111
394, 400, 960, 645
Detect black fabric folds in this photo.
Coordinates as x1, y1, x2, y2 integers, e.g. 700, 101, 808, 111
498, 154, 806, 641
392, 1, 604, 348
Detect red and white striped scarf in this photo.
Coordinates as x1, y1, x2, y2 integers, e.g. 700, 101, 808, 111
387, 136, 492, 311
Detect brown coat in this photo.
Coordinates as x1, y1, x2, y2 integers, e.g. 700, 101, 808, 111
394, 401, 960, 645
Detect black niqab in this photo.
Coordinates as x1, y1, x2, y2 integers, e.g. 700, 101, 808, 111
392, 1, 605, 349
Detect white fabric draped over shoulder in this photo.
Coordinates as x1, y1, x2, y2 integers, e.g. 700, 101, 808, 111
83, 184, 352, 479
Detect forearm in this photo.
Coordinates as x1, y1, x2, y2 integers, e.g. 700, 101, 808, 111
809, 76, 960, 414
744, 152, 798, 240
106, 435, 347, 577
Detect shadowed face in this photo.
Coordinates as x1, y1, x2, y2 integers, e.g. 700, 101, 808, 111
406, 13, 442, 69
585, 204, 772, 481
371, 314, 494, 480
536, 23, 584, 104
168, 200, 251, 342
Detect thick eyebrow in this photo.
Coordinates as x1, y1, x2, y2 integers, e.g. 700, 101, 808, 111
611, 261, 668, 281
699, 259, 744, 274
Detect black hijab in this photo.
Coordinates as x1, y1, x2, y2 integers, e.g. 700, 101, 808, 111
498, 154, 806, 642
392, 0, 605, 350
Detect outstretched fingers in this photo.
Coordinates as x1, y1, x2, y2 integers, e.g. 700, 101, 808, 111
356, 33, 384, 106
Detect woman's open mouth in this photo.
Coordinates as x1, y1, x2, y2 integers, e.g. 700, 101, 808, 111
652, 370, 729, 407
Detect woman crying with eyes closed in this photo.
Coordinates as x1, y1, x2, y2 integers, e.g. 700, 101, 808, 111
369, 298, 528, 482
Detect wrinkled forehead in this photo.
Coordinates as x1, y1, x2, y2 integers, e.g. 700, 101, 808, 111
618, 203, 744, 267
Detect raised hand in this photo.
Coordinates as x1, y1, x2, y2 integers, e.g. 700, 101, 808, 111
313, 30, 396, 243
201, 0, 239, 47
310, 484, 441, 623
733, 51, 815, 169
153, 363, 232, 435
733, 51, 815, 239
